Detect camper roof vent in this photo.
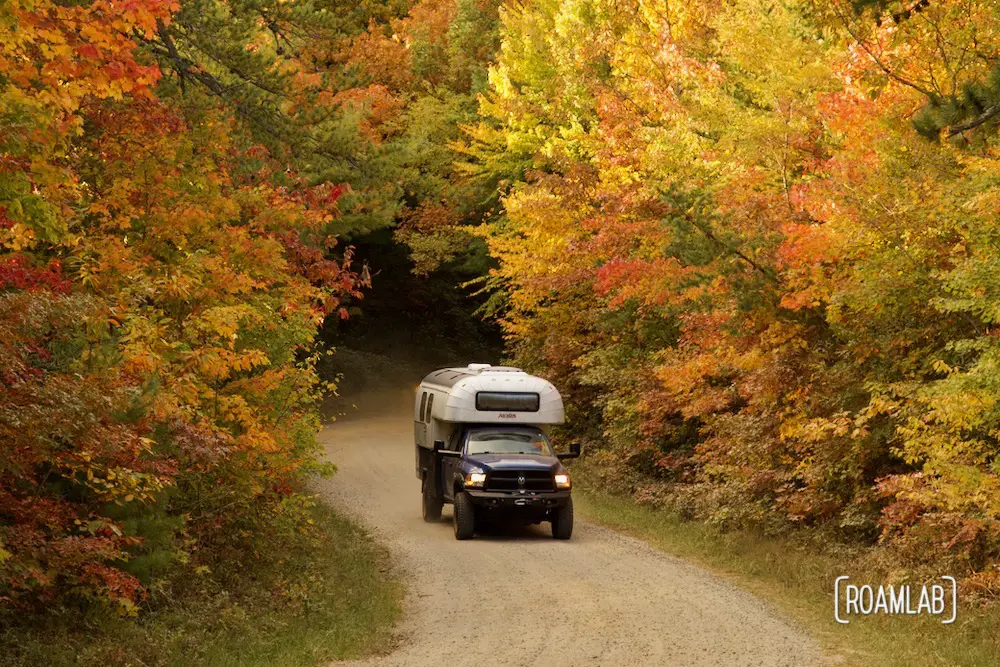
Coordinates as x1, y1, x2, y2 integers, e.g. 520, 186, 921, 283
466, 364, 524, 374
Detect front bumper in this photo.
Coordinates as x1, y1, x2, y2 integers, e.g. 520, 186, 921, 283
465, 489, 571, 510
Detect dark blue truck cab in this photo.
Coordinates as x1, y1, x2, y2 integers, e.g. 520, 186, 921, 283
432, 425, 580, 539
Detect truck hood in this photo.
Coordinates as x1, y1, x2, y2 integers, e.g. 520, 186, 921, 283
465, 453, 561, 472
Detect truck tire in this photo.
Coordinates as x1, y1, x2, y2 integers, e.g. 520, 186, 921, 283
422, 479, 443, 522
453, 491, 475, 540
551, 497, 574, 539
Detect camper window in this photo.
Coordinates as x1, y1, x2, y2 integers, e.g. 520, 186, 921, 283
475, 391, 540, 412
419, 392, 427, 421
425, 393, 434, 423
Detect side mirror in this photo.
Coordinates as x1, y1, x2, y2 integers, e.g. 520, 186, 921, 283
433, 440, 461, 458
557, 443, 581, 460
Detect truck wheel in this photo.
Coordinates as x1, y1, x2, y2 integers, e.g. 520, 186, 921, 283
453, 491, 475, 540
551, 498, 574, 539
422, 479, 443, 522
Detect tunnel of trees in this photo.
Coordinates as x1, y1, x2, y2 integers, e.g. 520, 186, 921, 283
5, 0, 1000, 620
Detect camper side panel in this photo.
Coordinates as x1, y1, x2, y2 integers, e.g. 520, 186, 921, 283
414, 384, 456, 479
414, 386, 430, 478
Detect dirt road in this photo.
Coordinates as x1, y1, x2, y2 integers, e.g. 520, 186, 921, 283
316, 390, 824, 667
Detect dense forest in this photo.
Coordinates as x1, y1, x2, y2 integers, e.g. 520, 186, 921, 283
4, 0, 1000, 623
476, 0, 1000, 594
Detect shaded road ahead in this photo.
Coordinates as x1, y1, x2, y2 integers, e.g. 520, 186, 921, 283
317, 389, 824, 667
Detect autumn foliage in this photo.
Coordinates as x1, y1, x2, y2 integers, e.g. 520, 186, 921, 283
459, 0, 1000, 589
9, 0, 1000, 616
0, 0, 364, 612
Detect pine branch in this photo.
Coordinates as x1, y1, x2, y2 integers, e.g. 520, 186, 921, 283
946, 103, 1000, 137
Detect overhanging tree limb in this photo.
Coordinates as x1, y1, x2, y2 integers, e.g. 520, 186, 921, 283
688, 216, 780, 284
946, 103, 1000, 137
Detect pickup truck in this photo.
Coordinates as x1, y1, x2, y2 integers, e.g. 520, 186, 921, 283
425, 424, 580, 539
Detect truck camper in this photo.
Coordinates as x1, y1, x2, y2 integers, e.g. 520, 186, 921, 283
414, 364, 580, 539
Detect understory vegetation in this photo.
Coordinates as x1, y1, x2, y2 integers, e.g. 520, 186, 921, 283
1, 503, 400, 667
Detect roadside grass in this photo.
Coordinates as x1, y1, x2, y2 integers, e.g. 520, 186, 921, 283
575, 489, 1000, 667
1, 503, 402, 667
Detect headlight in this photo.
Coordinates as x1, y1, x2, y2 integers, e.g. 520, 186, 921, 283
554, 473, 571, 489
465, 472, 487, 488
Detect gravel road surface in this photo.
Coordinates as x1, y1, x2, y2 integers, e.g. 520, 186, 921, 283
316, 389, 825, 667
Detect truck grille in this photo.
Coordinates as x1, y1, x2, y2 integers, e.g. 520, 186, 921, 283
485, 469, 555, 493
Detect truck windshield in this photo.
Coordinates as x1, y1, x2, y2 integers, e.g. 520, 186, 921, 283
465, 428, 554, 456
